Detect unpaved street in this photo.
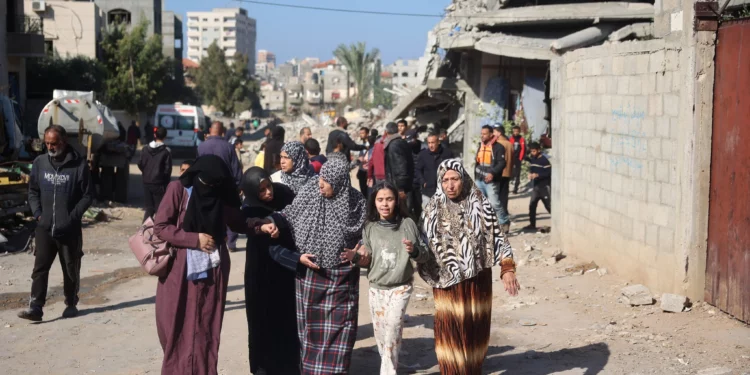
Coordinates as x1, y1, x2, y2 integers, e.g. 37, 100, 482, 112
0, 159, 748, 375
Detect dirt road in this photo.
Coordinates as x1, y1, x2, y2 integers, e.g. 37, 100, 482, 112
0, 159, 748, 374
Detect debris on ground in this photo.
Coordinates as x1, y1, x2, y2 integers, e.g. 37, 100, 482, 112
660, 293, 688, 313
621, 284, 654, 306
565, 261, 598, 275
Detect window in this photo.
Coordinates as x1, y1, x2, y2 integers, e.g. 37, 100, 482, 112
401, 72, 408, 77
224, 17, 235, 22
202, 18, 208, 22
189, 17, 198, 22
107, 9, 132, 25
202, 28, 207, 31
44, 40, 54, 57
189, 27, 199, 32
158, 114, 195, 131
214, 18, 219, 22
414, 73, 418, 77
214, 28, 219, 31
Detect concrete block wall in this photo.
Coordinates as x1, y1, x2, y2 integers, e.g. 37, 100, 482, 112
551, 39, 688, 295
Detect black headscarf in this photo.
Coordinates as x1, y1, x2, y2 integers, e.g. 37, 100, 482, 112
240, 167, 294, 213
180, 155, 241, 240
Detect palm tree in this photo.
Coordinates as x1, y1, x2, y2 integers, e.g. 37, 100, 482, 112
333, 42, 380, 108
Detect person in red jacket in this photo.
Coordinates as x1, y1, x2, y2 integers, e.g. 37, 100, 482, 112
367, 135, 386, 190
510, 125, 526, 194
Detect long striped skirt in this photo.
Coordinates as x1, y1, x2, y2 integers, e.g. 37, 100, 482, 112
432, 268, 493, 375
296, 264, 360, 375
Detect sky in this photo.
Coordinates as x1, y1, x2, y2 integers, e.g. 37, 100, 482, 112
168, 0, 448, 64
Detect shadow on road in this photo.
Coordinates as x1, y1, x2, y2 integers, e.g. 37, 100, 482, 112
353, 336, 609, 374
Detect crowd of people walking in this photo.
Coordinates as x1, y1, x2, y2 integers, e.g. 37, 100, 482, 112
18, 117, 558, 374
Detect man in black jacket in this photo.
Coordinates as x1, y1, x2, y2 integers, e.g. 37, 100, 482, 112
326, 117, 367, 162
474, 125, 508, 222
383, 122, 416, 217
19, 125, 94, 321
524, 142, 552, 231
416, 132, 454, 207
138, 126, 173, 222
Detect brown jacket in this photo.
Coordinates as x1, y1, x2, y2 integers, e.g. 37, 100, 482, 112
496, 136, 514, 178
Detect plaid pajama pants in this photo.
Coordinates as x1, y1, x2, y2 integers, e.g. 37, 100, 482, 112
296, 265, 360, 375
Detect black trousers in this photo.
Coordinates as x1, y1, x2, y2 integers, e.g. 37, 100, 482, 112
143, 183, 167, 222
499, 177, 511, 220
512, 159, 522, 193
30, 227, 83, 309
356, 170, 369, 197
529, 183, 552, 228
408, 187, 422, 222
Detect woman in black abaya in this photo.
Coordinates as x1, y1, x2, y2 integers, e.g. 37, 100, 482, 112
240, 166, 301, 375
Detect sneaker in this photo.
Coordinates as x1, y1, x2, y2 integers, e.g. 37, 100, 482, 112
17, 308, 43, 322
228, 247, 237, 253
62, 305, 78, 318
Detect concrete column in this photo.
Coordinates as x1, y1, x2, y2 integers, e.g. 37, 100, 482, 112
673, 2, 715, 301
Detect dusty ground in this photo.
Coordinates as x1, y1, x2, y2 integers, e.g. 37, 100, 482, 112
0, 154, 748, 375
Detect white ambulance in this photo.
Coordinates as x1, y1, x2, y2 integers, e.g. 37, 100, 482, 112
154, 104, 206, 149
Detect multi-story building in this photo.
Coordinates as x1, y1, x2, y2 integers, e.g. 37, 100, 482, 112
258, 49, 275, 68
94, 0, 163, 36
2, 0, 44, 109
385, 59, 422, 88
25, 1, 181, 62
161, 11, 183, 61
24, 0, 103, 59
186, 8, 257, 74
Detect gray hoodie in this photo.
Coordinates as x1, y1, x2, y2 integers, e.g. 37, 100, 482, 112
28, 147, 94, 238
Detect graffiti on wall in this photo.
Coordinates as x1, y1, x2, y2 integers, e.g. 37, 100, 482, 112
609, 105, 646, 171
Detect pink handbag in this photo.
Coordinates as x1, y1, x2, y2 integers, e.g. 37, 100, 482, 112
129, 217, 174, 277
129, 188, 188, 277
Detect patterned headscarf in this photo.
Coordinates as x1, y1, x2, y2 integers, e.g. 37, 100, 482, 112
281, 158, 366, 269
280, 141, 315, 194
419, 159, 514, 288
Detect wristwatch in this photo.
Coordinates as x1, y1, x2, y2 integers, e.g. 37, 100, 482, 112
351, 252, 362, 265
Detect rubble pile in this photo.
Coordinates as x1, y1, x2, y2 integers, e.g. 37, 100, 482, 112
239, 109, 389, 170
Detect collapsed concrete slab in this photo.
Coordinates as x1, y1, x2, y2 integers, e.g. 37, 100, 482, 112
475, 32, 562, 60
609, 22, 654, 42
460, 2, 654, 28
550, 24, 619, 53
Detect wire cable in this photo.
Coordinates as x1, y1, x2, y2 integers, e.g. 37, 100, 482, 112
231, 0, 443, 18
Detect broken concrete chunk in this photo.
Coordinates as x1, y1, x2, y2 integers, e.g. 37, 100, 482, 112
551, 249, 565, 261
660, 293, 687, 313
597, 268, 608, 276
621, 284, 654, 306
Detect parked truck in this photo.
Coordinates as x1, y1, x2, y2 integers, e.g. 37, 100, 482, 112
37, 90, 131, 202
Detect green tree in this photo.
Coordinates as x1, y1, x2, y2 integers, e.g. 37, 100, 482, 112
27, 56, 106, 97
194, 42, 259, 115
333, 42, 380, 108
100, 20, 170, 114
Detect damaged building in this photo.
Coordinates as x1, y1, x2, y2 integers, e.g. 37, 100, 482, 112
390, 0, 750, 322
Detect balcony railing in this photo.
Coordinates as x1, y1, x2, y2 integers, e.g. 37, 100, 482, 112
7, 16, 45, 57
7, 15, 43, 34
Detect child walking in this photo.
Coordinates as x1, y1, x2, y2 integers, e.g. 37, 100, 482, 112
341, 181, 431, 375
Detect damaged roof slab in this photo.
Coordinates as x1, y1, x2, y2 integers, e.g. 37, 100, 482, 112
457, 2, 654, 28
475, 33, 563, 60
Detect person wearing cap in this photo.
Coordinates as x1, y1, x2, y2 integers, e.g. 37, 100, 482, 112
474, 124, 510, 232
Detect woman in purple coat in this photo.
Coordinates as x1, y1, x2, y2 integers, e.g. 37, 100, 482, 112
152, 155, 251, 375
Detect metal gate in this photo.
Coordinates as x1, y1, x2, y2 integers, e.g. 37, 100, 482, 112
705, 19, 750, 323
